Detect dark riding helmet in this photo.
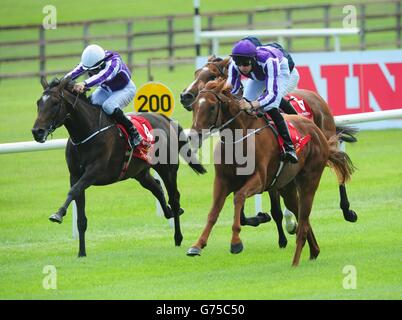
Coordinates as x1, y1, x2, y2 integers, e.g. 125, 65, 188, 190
230, 39, 257, 66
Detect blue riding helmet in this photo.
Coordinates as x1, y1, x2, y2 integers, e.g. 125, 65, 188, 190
230, 39, 257, 58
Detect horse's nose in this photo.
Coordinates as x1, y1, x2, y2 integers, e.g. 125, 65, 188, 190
31, 128, 46, 143
180, 92, 195, 109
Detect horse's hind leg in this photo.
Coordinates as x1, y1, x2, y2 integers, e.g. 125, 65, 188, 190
239, 202, 271, 227
291, 170, 323, 267
280, 182, 318, 263
339, 184, 358, 222
154, 165, 183, 246
134, 168, 173, 220
268, 191, 287, 248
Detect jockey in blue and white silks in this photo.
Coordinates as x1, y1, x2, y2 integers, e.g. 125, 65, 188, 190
226, 39, 298, 163
65, 44, 142, 148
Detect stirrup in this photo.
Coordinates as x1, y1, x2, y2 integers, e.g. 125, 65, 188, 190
129, 136, 142, 149
285, 150, 298, 164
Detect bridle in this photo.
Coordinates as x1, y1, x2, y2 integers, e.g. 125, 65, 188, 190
197, 89, 273, 145
42, 88, 79, 136
197, 89, 243, 137
43, 87, 114, 145
206, 62, 226, 78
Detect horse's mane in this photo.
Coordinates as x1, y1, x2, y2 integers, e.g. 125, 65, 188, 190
48, 77, 92, 105
211, 57, 223, 62
204, 79, 232, 97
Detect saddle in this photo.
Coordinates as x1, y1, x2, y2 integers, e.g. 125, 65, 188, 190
116, 115, 154, 180
262, 113, 311, 157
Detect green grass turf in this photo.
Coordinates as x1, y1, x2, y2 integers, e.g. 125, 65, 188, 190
0, 75, 401, 299
0, 0, 401, 300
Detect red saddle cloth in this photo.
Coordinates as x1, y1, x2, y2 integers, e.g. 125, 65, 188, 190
264, 114, 311, 156
283, 93, 313, 120
117, 115, 154, 163
278, 121, 311, 156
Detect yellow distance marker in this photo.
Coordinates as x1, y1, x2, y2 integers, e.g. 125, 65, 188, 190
133, 82, 175, 117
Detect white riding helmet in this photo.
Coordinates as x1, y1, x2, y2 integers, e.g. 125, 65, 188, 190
81, 44, 106, 70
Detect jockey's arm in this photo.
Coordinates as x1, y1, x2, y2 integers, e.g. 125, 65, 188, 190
257, 58, 280, 111
65, 63, 85, 81
227, 62, 242, 95
83, 59, 119, 89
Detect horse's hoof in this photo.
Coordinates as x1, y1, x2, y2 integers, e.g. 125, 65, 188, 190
164, 207, 173, 219
279, 238, 288, 248
286, 224, 297, 235
178, 208, 184, 216
175, 236, 183, 247
241, 216, 260, 227
230, 242, 243, 254
257, 212, 271, 223
49, 213, 63, 224
285, 216, 297, 234
78, 253, 86, 258
309, 251, 320, 260
186, 246, 201, 256
344, 210, 358, 223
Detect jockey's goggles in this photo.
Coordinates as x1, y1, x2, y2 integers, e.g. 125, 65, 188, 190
233, 56, 254, 67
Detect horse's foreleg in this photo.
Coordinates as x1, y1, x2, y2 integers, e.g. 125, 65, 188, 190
268, 190, 287, 248
49, 166, 99, 224
186, 177, 229, 256
231, 174, 263, 254
75, 190, 87, 257
135, 169, 173, 219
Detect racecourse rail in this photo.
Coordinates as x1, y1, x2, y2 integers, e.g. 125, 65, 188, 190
1, 109, 401, 238
1, 109, 401, 155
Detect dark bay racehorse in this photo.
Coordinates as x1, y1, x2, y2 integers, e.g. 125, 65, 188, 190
186, 80, 355, 266
32, 77, 206, 257
180, 56, 358, 231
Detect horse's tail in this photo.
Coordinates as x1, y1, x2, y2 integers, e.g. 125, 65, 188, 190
175, 122, 207, 175
327, 135, 356, 184
336, 124, 358, 143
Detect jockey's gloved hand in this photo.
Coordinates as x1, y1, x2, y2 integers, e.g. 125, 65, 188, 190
239, 98, 253, 111
73, 82, 86, 93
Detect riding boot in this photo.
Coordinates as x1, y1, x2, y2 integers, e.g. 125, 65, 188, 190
266, 108, 298, 164
111, 108, 142, 148
279, 98, 298, 115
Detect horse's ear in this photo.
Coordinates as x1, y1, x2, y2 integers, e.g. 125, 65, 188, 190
40, 76, 48, 90
222, 82, 232, 95
214, 78, 227, 93
59, 76, 71, 89
221, 57, 231, 68
207, 54, 216, 62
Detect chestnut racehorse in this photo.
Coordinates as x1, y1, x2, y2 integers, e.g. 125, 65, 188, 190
180, 56, 358, 232
186, 79, 355, 266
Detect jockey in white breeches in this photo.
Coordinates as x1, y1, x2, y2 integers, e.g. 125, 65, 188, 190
65, 44, 142, 148
226, 39, 299, 163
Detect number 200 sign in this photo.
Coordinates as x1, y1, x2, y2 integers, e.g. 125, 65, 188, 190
134, 82, 175, 117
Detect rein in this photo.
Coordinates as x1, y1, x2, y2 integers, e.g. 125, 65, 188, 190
60, 89, 115, 146
199, 89, 243, 138
199, 90, 271, 144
